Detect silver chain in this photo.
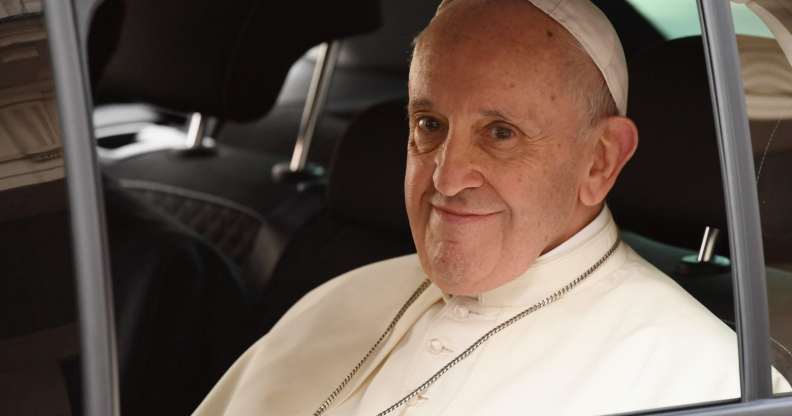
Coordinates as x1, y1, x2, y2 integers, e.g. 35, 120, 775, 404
314, 239, 620, 416
313, 279, 433, 416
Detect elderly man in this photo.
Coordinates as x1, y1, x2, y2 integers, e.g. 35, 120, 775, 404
194, 0, 789, 415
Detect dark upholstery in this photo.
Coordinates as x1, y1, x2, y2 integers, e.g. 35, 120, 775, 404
103, 179, 256, 416
613, 35, 792, 265
591, 0, 665, 56
102, 145, 300, 216
119, 179, 266, 268
610, 36, 729, 254
92, 0, 382, 122
0, 179, 257, 416
219, 105, 348, 167
86, 0, 125, 86
102, 146, 327, 284
255, 99, 415, 334
327, 99, 411, 233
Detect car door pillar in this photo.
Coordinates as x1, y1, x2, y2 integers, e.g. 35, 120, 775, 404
698, 0, 773, 401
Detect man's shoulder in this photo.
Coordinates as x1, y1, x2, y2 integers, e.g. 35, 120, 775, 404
600, 244, 735, 341
272, 253, 425, 329
192, 254, 434, 416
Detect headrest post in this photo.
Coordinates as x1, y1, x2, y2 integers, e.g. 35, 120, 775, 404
288, 40, 342, 172
185, 112, 207, 149
697, 226, 720, 263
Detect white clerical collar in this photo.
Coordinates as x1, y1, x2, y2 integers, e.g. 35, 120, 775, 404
442, 205, 624, 308
537, 205, 610, 262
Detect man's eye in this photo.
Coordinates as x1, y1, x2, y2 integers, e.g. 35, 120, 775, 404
490, 125, 514, 140
417, 117, 442, 132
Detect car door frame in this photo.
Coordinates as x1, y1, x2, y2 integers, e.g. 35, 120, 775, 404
45, 0, 792, 415
44, 1, 119, 416
629, 0, 792, 414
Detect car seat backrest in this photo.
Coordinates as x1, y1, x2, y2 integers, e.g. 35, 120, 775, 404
253, 99, 415, 334
613, 35, 792, 264
91, 0, 382, 122
609, 36, 729, 253
326, 98, 412, 234
118, 178, 266, 268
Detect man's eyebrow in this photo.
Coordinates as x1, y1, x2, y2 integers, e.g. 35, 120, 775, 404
480, 108, 543, 136
407, 99, 433, 113
479, 109, 513, 120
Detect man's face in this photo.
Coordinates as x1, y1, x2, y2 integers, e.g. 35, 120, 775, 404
405, 0, 599, 295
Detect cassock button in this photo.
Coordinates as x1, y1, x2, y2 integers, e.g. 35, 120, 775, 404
453, 305, 470, 319
407, 392, 431, 407
428, 338, 444, 354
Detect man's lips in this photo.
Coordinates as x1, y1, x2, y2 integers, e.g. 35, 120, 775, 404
431, 205, 501, 223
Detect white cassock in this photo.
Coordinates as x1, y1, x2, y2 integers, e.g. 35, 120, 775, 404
194, 207, 790, 416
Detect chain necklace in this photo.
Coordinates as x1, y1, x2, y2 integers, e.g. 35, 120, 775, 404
313, 239, 621, 416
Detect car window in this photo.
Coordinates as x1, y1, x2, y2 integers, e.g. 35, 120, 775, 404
0, 7, 84, 416
730, 7, 792, 397
627, 0, 772, 40
43, 0, 792, 415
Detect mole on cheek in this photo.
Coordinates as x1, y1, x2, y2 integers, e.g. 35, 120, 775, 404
546, 29, 554, 38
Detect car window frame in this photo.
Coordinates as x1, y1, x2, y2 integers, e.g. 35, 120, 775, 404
697, 0, 772, 402
44, 1, 120, 416
634, 0, 792, 414
48, 0, 792, 415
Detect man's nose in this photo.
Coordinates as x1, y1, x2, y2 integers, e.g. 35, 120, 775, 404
432, 133, 484, 197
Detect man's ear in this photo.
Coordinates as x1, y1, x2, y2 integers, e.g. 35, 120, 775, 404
579, 116, 638, 206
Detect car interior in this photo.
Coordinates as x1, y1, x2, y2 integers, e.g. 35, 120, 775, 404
3, 0, 792, 415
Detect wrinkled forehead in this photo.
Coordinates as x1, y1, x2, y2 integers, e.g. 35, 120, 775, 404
423, 0, 628, 116
419, 0, 568, 48
410, 0, 582, 100
413, 0, 573, 70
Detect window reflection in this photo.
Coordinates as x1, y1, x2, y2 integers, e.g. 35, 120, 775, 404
736, 31, 792, 394
0, 9, 83, 416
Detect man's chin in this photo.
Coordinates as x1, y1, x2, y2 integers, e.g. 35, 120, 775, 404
425, 264, 489, 296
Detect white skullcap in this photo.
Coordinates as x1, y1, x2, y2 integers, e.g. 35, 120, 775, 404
437, 0, 629, 116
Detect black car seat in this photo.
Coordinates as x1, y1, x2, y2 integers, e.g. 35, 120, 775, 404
0, 9, 255, 416
216, 0, 437, 166
254, 99, 415, 334
218, 0, 666, 168
92, 0, 384, 290
609, 36, 792, 380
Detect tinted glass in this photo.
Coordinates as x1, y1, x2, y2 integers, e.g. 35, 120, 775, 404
628, 0, 772, 39
0, 6, 84, 416
82, 0, 768, 414
729, 4, 792, 396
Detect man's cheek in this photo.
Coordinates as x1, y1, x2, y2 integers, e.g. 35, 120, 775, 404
405, 156, 434, 191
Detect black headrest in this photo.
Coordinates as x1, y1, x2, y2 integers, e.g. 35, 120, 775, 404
91, 0, 381, 122
609, 36, 729, 252
327, 98, 410, 234
87, 0, 125, 86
